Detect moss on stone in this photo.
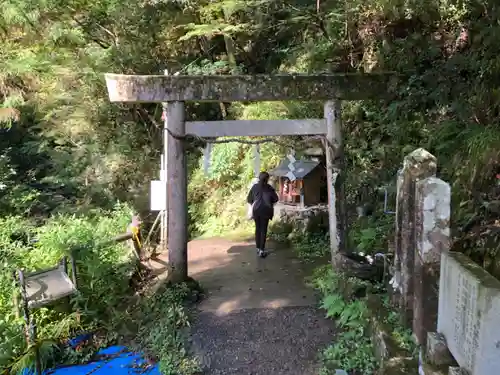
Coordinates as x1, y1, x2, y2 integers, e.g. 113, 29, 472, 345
448, 251, 500, 289
105, 73, 399, 103
366, 294, 418, 374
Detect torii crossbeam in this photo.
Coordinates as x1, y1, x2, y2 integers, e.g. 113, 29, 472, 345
104, 72, 396, 282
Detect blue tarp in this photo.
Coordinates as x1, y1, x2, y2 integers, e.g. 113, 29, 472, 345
44, 346, 159, 375
23, 335, 159, 375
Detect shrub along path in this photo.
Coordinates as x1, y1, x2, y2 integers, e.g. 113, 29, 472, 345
184, 238, 335, 375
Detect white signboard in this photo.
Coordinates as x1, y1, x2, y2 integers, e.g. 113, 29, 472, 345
150, 180, 167, 211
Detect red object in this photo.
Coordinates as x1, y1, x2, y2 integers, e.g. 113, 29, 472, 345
496, 174, 500, 179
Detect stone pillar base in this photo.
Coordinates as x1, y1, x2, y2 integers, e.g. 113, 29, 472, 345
426, 332, 455, 367
417, 332, 461, 375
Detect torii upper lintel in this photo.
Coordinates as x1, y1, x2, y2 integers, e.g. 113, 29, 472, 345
104, 73, 397, 103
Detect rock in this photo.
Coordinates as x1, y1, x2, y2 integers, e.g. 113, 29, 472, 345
418, 362, 447, 375
447, 367, 467, 375
426, 333, 454, 367
333, 252, 385, 282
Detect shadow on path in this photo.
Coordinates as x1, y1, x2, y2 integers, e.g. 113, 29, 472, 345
186, 238, 335, 375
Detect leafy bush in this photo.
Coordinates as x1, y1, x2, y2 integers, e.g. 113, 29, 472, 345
309, 266, 419, 375
188, 168, 254, 238
348, 214, 393, 255
308, 266, 377, 375
0, 203, 136, 372
290, 233, 330, 262
132, 283, 201, 375
382, 297, 416, 355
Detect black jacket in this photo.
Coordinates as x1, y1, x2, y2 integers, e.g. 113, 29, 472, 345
247, 182, 279, 219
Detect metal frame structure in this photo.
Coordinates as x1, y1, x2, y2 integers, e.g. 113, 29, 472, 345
14, 254, 78, 375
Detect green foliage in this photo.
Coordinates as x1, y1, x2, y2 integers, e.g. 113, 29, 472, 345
290, 233, 329, 262
320, 336, 375, 375
382, 297, 417, 356
309, 266, 418, 374
8, 340, 61, 375
309, 266, 377, 375
132, 283, 200, 375
187, 100, 298, 237
188, 174, 254, 237
3, 0, 500, 370
185, 59, 245, 75
1, 0, 499, 264
349, 214, 393, 255
0, 204, 137, 372
1, 204, 199, 374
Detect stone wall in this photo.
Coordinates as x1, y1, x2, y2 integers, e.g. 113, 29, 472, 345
272, 203, 329, 239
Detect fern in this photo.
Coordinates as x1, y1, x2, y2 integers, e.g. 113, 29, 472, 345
179, 22, 253, 41
8, 340, 59, 375
321, 294, 346, 318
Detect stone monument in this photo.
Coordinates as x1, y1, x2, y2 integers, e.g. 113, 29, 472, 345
437, 251, 500, 375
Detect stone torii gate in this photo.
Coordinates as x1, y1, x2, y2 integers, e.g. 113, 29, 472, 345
104, 73, 394, 282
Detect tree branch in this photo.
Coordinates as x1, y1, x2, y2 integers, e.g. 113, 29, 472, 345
71, 16, 110, 49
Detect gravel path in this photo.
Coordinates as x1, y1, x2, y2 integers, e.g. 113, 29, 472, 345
189, 306, 335, 375
186, 238, 335, 375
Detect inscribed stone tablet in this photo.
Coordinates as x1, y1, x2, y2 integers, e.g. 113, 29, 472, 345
437, 251, 500, 375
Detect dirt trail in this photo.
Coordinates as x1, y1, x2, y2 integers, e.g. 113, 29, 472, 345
184, 238, 335, 375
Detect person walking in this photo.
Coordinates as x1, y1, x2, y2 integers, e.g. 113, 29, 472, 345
247, 171, 279, 258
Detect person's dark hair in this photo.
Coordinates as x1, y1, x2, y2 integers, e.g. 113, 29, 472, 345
258, 171, 270, 185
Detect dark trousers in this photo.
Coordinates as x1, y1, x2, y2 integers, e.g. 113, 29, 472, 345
254, 215, 270, 250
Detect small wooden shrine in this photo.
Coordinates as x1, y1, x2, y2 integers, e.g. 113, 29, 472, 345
269, 156, 327, 207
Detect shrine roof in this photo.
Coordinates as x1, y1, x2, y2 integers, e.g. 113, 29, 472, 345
269, 159, 321, 179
